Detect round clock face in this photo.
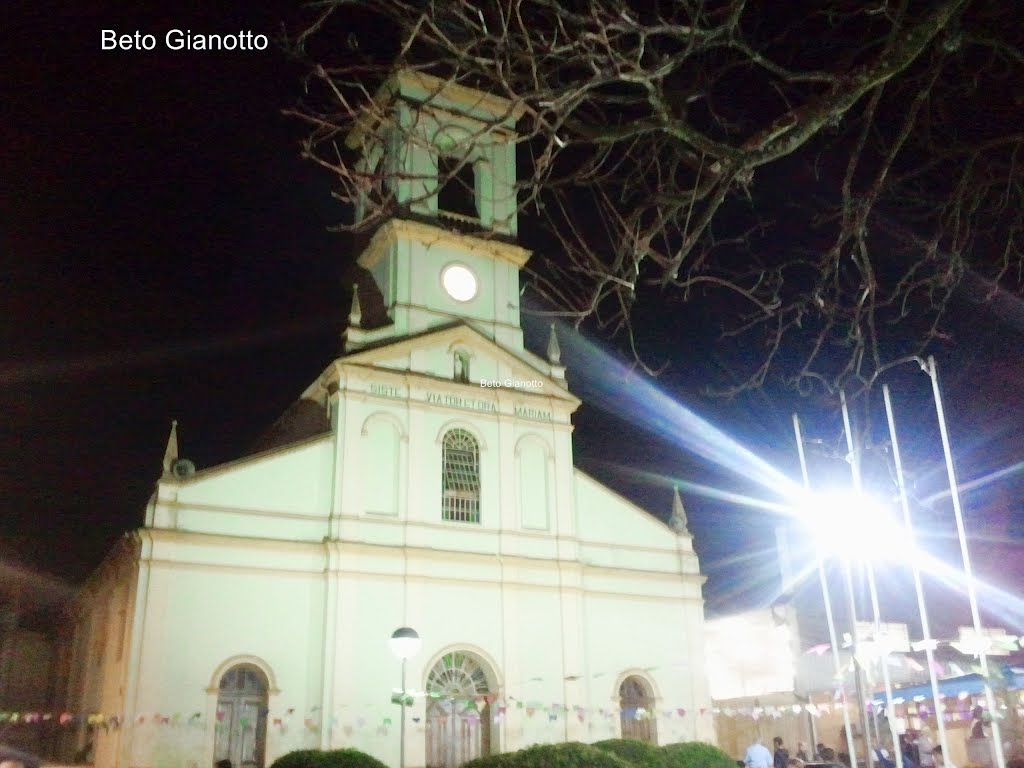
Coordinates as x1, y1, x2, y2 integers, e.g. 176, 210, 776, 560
441, 263, 478, 302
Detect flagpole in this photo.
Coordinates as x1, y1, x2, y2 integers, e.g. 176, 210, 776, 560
840, 391, 886, 768
793, 414, 859, 768
882, 383, 950, 762
926, 357, 1006, 768
842, 556, 874, 767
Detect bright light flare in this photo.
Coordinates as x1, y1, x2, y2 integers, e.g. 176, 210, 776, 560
793, 489, 911, 562
543, 321, 801, 497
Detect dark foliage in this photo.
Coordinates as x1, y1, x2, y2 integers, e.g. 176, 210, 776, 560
594, 738, 670, 768
269, 748, 390, 768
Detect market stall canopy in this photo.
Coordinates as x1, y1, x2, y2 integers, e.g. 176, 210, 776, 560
872, 666, 1024, 706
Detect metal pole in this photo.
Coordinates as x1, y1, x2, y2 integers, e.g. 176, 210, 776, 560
793, 414, 858, 768
926, 356, 1006, 768
843, 557, 874, 768
400, 657, 407, 768
883, 384, 951, 762
839, 393, 874, 768
840, 392, 902, 768
865, 562, 901, 765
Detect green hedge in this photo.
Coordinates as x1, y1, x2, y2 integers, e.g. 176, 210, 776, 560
268, 749, 323, 768
460, 751, 516, 768
269, 748, 390, 768
464, 742, 634, 768
660, 742, 736, 768
594, 739, 668, 768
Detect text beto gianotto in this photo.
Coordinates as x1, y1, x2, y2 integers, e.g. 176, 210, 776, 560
101, 29, 269, 51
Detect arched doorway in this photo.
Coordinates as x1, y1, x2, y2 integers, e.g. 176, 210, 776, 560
214, 664, 269, 768
619, 675, 657, 744
425, 651, 494, 768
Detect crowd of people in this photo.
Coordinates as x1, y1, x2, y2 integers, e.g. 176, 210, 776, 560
743, 724, 1024, 768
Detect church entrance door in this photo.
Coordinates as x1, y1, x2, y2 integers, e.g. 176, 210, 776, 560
425, 652, 494, 768
215, 664, 268, 768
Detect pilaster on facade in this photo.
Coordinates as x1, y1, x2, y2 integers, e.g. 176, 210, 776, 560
320, 540, 343, 750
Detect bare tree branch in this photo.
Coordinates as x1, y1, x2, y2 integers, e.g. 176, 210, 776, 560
287, 0, 1024, 400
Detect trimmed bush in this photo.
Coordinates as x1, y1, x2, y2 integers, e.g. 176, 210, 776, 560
660, 742, 736, 768
461, 751, 517, 768
269, 750, 326, 768
594, 739, 668, 768
321, 749, 391, 768
464, 742, 634, 768
269, 748, 390, 768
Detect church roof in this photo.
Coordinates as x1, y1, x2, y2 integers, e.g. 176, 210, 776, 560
247, 397, 331, 456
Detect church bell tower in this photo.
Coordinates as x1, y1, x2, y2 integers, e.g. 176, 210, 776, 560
343, 71, 531, 354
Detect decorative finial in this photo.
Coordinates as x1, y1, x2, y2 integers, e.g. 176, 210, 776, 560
162, 420, 179, 477
349, 283, 362, 328
547, 323, 561, 365
669, 485, 689, 534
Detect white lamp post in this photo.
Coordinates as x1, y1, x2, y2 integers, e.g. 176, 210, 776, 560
793, 415, 860, 768
883, 384, 951, 764
926, 357, 1006, 768
390, 627, 421, 768
840, 391, 898, 768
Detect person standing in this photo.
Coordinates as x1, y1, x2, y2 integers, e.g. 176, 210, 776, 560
774, 737, 791, 768
970, 706, 987, 740
747, 737, 774, 768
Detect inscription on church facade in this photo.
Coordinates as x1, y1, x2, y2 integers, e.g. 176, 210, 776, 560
425, 392, 498, 413
368, 383, 553, 421
514, 406, 553, 422
369, 383, 406, 399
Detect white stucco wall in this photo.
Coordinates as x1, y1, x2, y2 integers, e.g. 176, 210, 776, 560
127, 539, 327, 768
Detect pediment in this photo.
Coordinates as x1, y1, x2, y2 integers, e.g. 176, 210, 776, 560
339, 323, 579, 406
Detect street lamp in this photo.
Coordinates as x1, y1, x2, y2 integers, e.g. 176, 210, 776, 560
926, 357, 1006, 768
883, 384, 952, 765
390, 627, 421, 768
792, 406, 916, 768
793, 417, 861, 768
793, 363, 1009, 768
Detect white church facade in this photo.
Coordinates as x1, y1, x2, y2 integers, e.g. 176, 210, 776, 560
66, 71, 714, 768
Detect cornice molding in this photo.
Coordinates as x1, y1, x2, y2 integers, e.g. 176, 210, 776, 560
357, 218, 531, 270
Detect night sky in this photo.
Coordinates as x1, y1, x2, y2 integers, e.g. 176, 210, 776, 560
4, 2, 1024, 631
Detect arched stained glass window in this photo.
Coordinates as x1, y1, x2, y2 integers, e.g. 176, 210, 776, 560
442, 429, 480, 523
426, 652, 494, 768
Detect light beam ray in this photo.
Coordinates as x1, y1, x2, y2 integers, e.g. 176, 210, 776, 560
920, 459, 1024, 506
0, 315, 337, 385
582, 459, 791, 513
557, 326, 801, 496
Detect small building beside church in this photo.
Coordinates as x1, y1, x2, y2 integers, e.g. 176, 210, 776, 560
64, 71, 715, 768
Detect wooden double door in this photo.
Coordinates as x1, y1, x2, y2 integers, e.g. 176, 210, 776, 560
215, 665, 268, 768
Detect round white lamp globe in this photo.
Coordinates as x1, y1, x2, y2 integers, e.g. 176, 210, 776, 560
389, 627, 422, 660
